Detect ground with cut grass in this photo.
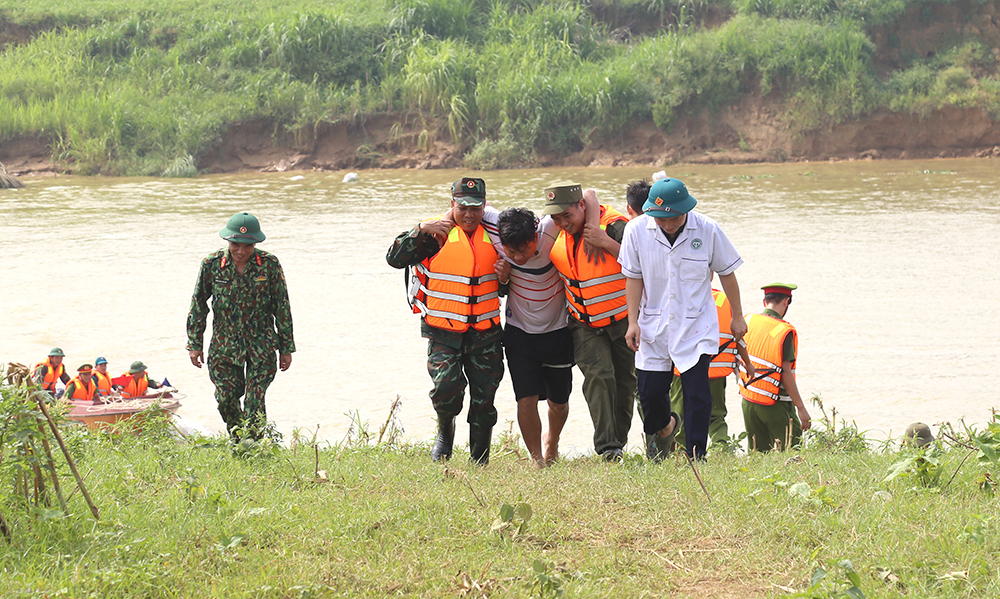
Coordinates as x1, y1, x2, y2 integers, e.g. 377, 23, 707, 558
2, 382, 999, 598
3, 0, 1000, 177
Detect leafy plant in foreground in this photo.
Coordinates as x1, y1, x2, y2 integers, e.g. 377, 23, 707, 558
792, 558, 867, 599
492, 499, 532, 538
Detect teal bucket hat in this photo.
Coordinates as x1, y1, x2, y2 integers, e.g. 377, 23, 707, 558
643, 178, 697, 218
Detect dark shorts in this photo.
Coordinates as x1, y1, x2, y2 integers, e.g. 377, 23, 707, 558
503, 324, 574, 404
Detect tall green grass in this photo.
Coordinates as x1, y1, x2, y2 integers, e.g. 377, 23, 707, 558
2, 379, 999, 597
2, 0, 1000, 174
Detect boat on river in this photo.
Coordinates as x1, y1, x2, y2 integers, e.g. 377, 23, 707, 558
65, 391, 184, 431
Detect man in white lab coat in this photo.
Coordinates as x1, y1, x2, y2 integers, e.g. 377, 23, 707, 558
618, 178, 747, 459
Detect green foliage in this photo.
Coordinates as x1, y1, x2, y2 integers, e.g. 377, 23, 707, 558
493, 499, 533, 537
803, 394, 870, 453
464, 124, 537, 169
531, 559, 565, 598
3, 0, 1000, 173
161, 153, 197, 177
885, 447, 945, 488
791, 558, 867, 599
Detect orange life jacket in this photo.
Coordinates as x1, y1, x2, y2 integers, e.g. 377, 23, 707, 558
66, 375, 97, 400
409, 221, 501, 332
549, 205, 628, 328
739, 313, 797, 406
673, 289, 737, 379
93, 370, 113, 394
121, 374, 149, 398
33, 359, 65, 392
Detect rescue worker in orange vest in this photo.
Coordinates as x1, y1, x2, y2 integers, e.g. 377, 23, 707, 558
119, 361, 163, 398
32, 347, 71, 394
668, 286, 755, 454
386, 177, 504, 465
546, 184, 635, 461
739, 283, 812, 452
92, 357, 115, 396
64, 364, 100, 401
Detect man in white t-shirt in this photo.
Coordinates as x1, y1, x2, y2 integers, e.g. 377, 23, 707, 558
482, 206, 572, 466
618, 177, 747, 460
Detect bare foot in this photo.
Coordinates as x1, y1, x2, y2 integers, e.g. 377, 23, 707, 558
656, 413, 678, 439
542, 430, 560, 465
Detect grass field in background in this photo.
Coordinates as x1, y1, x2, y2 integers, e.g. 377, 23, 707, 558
2, 0, 998, 175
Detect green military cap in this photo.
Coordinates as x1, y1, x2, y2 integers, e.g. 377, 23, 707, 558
129, 361, 147, 374
220, 212, 266, 244
48, 347, 65, 357
904, 422, 934, 448
762, 283, 797, 296
451, 177, 486, 206
541, 183, 583, 215
77, 363, 93, 372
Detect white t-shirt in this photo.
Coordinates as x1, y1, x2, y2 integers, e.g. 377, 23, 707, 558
482, 207, 568, 334
618, 211, 743, 373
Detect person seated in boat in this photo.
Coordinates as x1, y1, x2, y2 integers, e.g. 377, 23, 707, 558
117, 361, 164, 398
92, 356, 116, 396
64, 364, 100, 402
32, 347, 71, 395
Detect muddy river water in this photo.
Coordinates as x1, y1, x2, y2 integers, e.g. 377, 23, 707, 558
2, 159, 998, 454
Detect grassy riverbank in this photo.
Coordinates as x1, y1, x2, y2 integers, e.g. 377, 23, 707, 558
2, 385, 999, 598
2, 0, 1000, 175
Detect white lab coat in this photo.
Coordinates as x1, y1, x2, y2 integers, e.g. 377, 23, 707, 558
618, 212, 743, 373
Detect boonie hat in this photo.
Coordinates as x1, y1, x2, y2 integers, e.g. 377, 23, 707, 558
644, 178, 697, 218
541, 184, 583, 215
220, 212, 266, 244
129, 361, 147, 374
48, 347, 65, 357
451, 177, 486, 206
95, 356, 108, 365
904, 422, 934, 448
762, 282, 797, 296
77, 364, 93, 372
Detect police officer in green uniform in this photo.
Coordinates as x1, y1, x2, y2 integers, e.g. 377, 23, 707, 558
740, 283, 812, 451
186, 212, 295, 439
386, 178, 505, 465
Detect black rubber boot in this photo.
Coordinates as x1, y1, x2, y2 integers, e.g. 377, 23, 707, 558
430, 416, 456, 462
469, 426, 492, 465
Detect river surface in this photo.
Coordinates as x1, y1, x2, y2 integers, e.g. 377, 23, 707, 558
2, 160, 998, 454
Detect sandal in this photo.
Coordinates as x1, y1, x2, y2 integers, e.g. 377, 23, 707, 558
658, 412, 681, 448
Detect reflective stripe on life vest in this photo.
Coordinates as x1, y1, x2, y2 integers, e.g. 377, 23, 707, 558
671, 289, 738, 378
93, 370, 113, 394
739, 313, 797, 406
66, 375, 97, 400
549, 205, 628, 328
121, 375, 149, 398
33, 359, 65, 392
409, 222, 501, 332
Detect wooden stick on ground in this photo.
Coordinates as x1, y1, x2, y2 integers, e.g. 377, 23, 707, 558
33, 393, 99, 520
684, 452, 712, 503
38, 426, 68, 513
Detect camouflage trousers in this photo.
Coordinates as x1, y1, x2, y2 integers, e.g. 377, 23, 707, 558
208, 352, 277, 434
427, 339, 504, 429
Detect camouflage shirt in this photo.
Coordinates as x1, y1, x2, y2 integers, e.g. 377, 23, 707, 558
386, 225, 503, 351
186, 248, 296, 359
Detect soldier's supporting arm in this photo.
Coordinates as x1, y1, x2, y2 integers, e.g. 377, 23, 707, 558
782, 363, 812, 432
736, 339, 756, 380
386, 225, 446, 269
581, 189, 605, 264
718, 272, 747, 342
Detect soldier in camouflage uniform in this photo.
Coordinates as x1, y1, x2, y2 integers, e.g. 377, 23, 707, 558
186, 212, 295, 439
386, 178, 504, 465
